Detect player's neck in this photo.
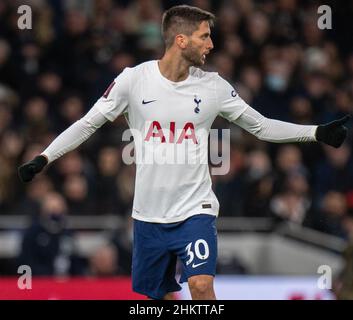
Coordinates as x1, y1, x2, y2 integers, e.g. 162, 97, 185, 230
158, 51, 191, 82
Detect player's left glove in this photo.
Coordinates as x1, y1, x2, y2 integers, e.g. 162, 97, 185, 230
315, 115, 351, 148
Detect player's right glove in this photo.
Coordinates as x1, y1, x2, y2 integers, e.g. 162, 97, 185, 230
315, 115, 351, 148
18, 155, 48, 183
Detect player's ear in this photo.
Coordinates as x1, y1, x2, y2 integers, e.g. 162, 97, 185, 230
175, 34, 188, 49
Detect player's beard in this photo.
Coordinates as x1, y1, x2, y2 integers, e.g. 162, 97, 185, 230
181, 43, 204, 67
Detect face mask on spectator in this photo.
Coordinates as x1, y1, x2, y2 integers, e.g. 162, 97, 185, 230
266, 74, 288, 92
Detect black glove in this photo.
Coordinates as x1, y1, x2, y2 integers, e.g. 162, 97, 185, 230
315, 115, 351, 148
18, 155, 48, 183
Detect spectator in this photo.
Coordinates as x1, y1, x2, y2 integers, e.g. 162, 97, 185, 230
243, 149, 274, 217
309, 191, 349, 239
273, 144, 307, 194
314, 144, 353, 202
62, 174, 93, 215
88, 244, 119, 277
111, 216, 133, 275
270, 170, 312, 225
95, 146, 125, 215
334, 242, 353, 300
17, 191, 77, 276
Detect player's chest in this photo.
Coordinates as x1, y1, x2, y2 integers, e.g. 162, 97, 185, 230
129, 83, 217, 125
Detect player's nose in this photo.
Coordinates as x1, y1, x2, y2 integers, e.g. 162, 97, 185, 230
207, 38, 214, 51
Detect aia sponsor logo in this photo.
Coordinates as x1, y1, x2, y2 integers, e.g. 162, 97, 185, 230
144, 121, 198, 144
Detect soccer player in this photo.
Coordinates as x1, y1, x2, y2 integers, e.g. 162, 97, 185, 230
18, 5, 350, 300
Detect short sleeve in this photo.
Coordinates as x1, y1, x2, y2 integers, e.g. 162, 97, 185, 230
95, 67, 132, 122
216, 75, 249, 122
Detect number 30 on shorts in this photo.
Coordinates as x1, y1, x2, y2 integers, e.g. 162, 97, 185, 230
185, 239, 209, 265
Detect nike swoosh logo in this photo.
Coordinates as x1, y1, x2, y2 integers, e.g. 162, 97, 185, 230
142, 99, 156, 105
191, 261, 208, 268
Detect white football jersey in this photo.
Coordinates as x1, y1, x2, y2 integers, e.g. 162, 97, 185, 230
96, 60, 250, 223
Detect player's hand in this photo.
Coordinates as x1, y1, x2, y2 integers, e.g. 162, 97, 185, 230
315, 115, 351, 148
18, 155, 48, 183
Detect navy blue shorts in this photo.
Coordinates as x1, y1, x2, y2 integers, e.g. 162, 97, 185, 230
132, 214, 218, 299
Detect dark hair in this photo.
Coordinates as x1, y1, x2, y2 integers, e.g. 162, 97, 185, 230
162, 5, 215, 48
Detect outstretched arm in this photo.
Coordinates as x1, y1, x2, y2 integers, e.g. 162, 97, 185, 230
234, 106, 317, 143
216, 74, 350, 148
18, 67, 132, 183
234, 105, 350, 147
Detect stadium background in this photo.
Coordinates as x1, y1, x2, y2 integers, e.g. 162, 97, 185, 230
0, 0, 353, 299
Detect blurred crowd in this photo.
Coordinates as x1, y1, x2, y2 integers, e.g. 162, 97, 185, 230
1, 0, 353, 276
